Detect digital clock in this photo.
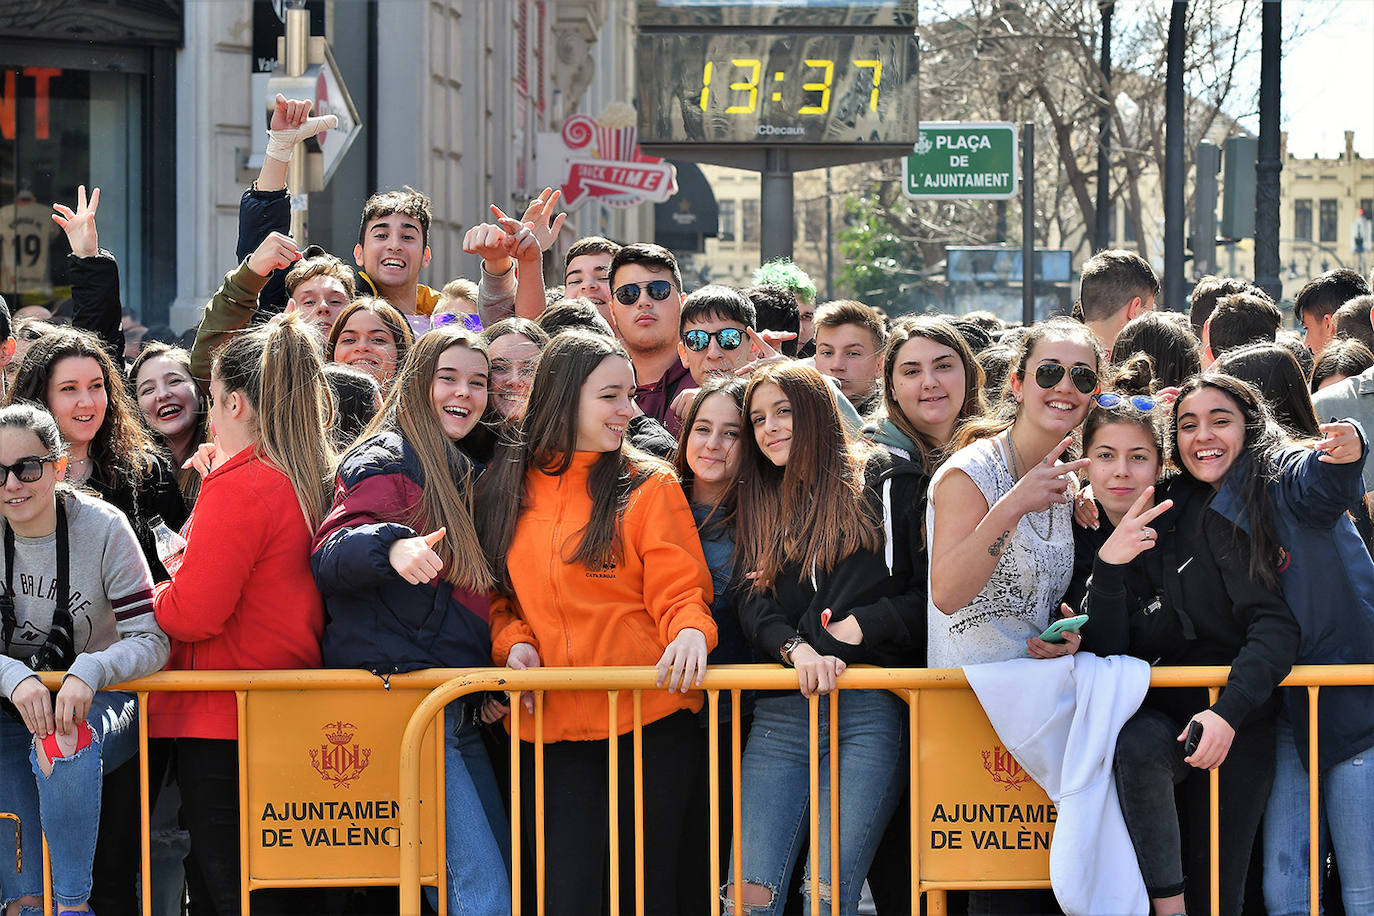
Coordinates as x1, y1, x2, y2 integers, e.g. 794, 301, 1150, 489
636, 32, 919, 146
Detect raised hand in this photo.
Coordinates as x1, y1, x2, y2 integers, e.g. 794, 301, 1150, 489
492, 187, 566, 253
265, 93, 338, 163
734, 327, 791, 376
247, 231, 301, 277
1098, 485, 1174, 565
1009, 434, 1092, 516
388, 528, 447, 585
52, 185, 100, 258
1315, 421, 1362, 465
463, 222, 513, 274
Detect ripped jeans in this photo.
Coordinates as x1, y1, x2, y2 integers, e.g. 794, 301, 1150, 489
0, 690, 139, 911
725, 690, 906, 915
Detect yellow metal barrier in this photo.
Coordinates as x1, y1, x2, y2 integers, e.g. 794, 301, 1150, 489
396, 664, 1374, 916
5, 663, 1368, 915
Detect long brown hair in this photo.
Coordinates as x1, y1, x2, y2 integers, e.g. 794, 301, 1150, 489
129, 341, 209, 503
737, 363, 882, 594
213, 315, 336, 529
881, 315, 986, 473
953, 317, 1103, 451
1168, 372, 1285, 590
475, 331, 668, 593
355, 327, 494, 590
8, 326, 163, 491
673, 377, 747, 534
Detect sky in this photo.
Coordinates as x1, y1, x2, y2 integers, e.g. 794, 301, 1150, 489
1273, 0, 1374, 158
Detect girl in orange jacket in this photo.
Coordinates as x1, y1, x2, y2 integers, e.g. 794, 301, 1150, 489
477, 330, 716, 916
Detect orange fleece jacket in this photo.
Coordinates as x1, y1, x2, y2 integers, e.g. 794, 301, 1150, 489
491, 453, 716, 742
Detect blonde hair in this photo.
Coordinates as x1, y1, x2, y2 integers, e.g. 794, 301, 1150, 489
213, 315, 336, 528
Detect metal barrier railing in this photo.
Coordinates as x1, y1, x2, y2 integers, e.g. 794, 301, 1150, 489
5, 663, 1369, 916
395, 664, 1374, 916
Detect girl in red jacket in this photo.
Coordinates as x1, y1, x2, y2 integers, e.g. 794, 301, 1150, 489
476, 330, 716, 916
151, 315, 334, 916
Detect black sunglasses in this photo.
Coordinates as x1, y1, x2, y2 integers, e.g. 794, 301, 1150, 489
0, 455, 57, 485
1034, 363, 1099, 394
1095, 392, 1156, 411
682, 328, 744, 352
612, 280, 675, 306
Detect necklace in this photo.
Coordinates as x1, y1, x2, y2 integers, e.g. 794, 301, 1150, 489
1005, 429, 1054, 540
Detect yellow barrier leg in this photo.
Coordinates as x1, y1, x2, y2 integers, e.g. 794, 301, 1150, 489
237, 691, 250, 916
536, 691, 546, 916
510, 702, 522, 916
1308, 686, 1320, 916
42, 832, 51, 910
1208, 686, 1220, 916
633, 691, 645, 916
609, 690, 620, 916
139, 691, 152, 916
708, 690, 721, 916
732, 688, 743, 916
829, 692, 840, 916
808, 693, 819, 913
907, 689, 919, 913
928, 887, 947, 915
435, 706, 447, 916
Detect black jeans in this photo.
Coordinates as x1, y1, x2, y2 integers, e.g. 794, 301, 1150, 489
1114, 706, 1276, 916
176, 738, 320, 916
519, 710, 701, 916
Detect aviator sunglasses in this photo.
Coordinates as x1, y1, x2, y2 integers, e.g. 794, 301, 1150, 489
682, 328, 744, 352
0, 455, 58, 485
1095, 392, 1156, 411
612, 279, 675, 306
1033, 363, 1099, 394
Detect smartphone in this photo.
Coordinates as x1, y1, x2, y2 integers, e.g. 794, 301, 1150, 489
1038, 614, 1089, 643
1184, 720, 1204, 756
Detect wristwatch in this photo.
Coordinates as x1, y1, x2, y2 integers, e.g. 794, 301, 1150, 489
779, 635, 806, 667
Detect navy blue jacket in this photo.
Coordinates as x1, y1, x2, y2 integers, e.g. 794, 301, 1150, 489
237, 185, 291, 314
311, 432, 493, 677
1212, 433, 1374, 772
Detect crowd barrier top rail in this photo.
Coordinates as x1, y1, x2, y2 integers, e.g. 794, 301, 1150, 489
34, 661, 1373, 694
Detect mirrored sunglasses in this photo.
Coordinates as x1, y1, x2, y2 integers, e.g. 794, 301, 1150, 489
682, 328, 744, 352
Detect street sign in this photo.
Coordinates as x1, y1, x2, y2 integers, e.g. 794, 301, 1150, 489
904, 122, 1017, 200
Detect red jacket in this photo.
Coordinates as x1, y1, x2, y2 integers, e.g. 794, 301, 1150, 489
150, 448, 324, 740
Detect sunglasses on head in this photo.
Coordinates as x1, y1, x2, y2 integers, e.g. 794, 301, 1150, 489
612, 280, 675, 306
1095, 392, 1156, 411
1034, 363, 1099, 394
682, 328, 744, 352
0, 455, 57, 485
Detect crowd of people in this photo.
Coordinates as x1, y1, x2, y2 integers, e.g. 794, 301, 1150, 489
2, 97, 1373, 916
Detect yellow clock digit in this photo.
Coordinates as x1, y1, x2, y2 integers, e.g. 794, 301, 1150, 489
799, 59, 834, 115
698, 62, 713, 110
854, 59, 883, 111
726, 59, 761, 114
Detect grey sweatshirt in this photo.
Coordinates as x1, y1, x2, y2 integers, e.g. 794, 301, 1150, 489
1, 489, 170, 700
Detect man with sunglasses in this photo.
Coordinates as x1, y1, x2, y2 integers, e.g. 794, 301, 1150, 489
664, 286, 760, 423
608, 243, 695, 435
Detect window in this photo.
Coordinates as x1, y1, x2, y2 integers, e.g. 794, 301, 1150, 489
1320, 199, 1339, 242
718, 200, 736, 242
1294, 199, 1313, 241
742, 199, 760, 245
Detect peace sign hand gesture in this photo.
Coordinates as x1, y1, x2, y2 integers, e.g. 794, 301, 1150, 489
1098, 485, 1174, 566
1315, 422, 1363, 465
52, 185, 100, 259
733, 327, 791, 377
1008, 434, 1091, 516
491, 187, 567, 255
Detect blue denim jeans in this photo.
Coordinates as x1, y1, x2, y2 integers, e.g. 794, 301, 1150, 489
726, 689, 907, 915
1263, 714, 1374, 915
0, 690, 138, 911
437, 701, 511, 916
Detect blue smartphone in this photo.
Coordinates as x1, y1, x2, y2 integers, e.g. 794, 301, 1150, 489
1038, 614, 1089, 643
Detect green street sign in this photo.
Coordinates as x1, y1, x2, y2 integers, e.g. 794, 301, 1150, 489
904, 122, 1018, 200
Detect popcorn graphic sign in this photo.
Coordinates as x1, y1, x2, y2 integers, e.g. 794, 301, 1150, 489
558, 103, 679, 210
